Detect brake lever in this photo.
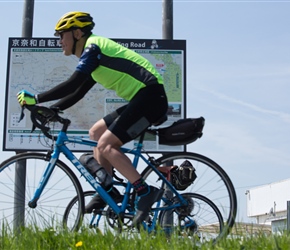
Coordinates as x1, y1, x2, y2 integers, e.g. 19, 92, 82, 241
31, 124, 36, 133
18, 106, 25, 123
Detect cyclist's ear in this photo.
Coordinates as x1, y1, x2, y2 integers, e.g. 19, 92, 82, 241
73, 29, 83, 40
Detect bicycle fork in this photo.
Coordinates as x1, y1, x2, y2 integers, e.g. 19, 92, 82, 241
28, 151, 59, 208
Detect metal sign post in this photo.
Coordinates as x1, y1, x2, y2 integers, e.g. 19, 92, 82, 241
14, 0, 34, 231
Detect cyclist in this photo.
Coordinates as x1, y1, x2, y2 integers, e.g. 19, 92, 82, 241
17, 11, 168, 227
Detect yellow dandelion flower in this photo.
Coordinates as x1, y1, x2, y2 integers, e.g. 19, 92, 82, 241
75, 241, 83, 247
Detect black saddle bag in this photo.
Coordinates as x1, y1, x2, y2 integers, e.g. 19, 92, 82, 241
158, 117, 205, 146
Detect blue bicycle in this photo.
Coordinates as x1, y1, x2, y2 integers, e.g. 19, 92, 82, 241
0, 105, 237, 241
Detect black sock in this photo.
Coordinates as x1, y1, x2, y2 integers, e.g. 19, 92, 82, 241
133, 178, 149, 196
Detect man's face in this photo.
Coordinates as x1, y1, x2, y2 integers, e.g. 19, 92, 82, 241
59, 31, 74, 56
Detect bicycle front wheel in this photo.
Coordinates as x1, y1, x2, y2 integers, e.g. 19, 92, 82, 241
64, 190, 109, 233
64, 189, 134, 233
0, 152, 84, 232
141, 152, 237, 238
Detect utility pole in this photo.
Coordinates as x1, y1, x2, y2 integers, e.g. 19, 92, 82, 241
14, 0, 34, 231
22, 0, 34, 37
162, 0, 174, 233
162, 0, 173, 39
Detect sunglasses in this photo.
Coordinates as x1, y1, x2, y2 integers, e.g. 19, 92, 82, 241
59, 32, 68, 39
59, 30, 71, 40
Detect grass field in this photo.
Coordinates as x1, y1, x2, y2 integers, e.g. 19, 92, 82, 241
1, 225, 290, 250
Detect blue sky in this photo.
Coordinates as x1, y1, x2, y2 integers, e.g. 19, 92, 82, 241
0, 0, 290, 223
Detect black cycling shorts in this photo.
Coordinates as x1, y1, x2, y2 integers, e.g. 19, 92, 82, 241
103, 84, 168, 144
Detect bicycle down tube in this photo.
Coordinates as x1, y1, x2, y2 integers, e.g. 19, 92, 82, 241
30, 134, 123, 213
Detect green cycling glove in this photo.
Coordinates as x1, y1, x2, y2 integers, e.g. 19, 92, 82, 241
17, 90, 37, 106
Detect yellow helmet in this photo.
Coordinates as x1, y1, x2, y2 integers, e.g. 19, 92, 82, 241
54, 11, 95, 36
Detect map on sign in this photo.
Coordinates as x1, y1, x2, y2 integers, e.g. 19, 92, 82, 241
4, 38, 186, 152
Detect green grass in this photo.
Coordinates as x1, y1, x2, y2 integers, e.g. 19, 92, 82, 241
1, 226, 290, 250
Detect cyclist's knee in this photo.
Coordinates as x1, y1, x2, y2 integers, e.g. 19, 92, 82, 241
89, 128, 98, 140
89, 120, 107, 140
97, 132, 122, 157
97, 141, 112, 158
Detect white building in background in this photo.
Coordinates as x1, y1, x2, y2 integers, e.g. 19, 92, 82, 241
246, 178, 290, 233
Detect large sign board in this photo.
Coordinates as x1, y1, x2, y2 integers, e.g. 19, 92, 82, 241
3, 37, 186, 152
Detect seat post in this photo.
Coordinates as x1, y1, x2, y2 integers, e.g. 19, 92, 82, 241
136, 131, 146, 150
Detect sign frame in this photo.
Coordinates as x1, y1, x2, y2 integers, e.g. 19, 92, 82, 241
3, 37, 186, 153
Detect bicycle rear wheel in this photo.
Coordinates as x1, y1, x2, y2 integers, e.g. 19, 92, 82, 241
0, 152, 84, 232
141, 152, 237, 238
159, 193, 224, 242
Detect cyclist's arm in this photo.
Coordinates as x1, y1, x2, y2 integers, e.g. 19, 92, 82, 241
36, 71, 94, 102
36, 44, 100, 110
50, 75, 95, 110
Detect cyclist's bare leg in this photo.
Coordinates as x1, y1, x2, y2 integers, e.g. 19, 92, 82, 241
96, 129, 141, 183
85, 120, 123, 213
89, 119, 113, 175
89, 120, 162, 225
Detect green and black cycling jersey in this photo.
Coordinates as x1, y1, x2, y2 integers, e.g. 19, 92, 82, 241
80, 35, 164, 100
36, 34, 164, 110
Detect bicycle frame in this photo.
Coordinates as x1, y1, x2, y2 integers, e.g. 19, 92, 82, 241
29, 127, 188, 231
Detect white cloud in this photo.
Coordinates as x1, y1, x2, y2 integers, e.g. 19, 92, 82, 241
192, 86, 290, 124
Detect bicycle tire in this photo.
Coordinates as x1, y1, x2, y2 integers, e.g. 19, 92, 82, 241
141, 152, 237, 238
63, 191, 105, 232
159, 192, 224, 242
0, 152, 84, 232
65, 188, 135, 233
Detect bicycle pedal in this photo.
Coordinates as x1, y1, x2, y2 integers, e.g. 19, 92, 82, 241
144, 214, 150, 222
